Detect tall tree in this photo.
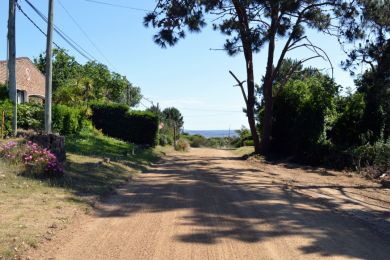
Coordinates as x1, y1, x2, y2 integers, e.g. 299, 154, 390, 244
35, 49, 142, 107
340, 0, 390, 141
34, 48, 82, 92
162, 107, 184, 147
145, 0, 347, 154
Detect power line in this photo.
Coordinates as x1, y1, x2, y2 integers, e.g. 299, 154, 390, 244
142, 96, 154, 106
16, 2, 61, 48
57, 0, 118, 71
84, 0, 151, 12
24, 0, 95, 61
180, 107, 243, 113
23, 0, 97, 62
139, 101, 149, 109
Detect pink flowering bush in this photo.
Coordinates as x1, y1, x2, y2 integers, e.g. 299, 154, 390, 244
0, 141, 23, 164
0, 141, 63, 177
22, 141, 63, 177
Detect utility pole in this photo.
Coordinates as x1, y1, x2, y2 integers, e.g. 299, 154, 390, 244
8, 0, 17, 136
45, 0, 54, 134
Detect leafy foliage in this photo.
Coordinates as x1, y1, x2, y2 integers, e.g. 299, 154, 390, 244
0, 100, 12, 136
0, 102, 86, 136
0, 84, 9, 101
235, 126, 252, 147
52, 105, 88, 135
18, 103, 44, 131
145, 0, 353, 154
34, 49, 142, 107
329, 93, 367, 148
257, 66, 339, 158
161, 107, 184, 146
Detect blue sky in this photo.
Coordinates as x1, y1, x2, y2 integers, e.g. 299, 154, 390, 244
1, 0, 358, 130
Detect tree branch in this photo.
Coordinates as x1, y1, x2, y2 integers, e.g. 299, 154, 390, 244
229, 70, 248, 107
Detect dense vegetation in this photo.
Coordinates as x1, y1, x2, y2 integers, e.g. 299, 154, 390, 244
0, 101, 87, 136
91, 103, 159, 147
34, 49, 142, 107
147, 105, 185, 149
144, 0, 390, 177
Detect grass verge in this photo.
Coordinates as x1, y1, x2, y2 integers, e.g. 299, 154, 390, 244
0, 128, 162, 259
232, 146, 255, 157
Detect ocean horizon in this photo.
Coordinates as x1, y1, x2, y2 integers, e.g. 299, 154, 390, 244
184, 130, 238, 138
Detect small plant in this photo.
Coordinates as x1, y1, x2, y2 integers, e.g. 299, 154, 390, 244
22, 141, 63, 177
0, 141, 63, 177
175, 139, 189, 152
0, 141, 21, 164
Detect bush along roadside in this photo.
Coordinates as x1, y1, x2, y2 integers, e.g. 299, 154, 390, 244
91, 102, 159, 147
0, 140, 63, 178
350, 141, 390, 178
0, 102, 88, 136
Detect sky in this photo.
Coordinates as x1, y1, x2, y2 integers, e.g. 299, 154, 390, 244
0, 0, 359, 130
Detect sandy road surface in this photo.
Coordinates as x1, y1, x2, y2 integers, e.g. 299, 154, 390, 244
29, 148, 390, 260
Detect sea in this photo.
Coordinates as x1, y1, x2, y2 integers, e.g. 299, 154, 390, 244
185, 130, 238, 138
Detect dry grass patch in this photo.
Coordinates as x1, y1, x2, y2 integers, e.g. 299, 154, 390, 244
0, 161, 80, 259
0, 154, 138, 259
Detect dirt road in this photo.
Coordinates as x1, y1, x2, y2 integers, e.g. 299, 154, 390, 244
30, 148, 390, 260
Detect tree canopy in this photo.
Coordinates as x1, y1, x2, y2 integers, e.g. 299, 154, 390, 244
145, 0, 354, 154
34, 49, 142, 107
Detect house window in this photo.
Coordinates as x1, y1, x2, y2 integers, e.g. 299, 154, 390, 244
17, 90, 26, 104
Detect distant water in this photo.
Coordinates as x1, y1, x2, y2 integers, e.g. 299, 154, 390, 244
185, 130, 238, 138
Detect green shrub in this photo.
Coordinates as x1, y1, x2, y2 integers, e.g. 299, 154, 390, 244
0, 102, 86, 136
175, 139, 189, 152
18, 103, 44, 130
0, 84, 9, 101
91, 103, 159, 147
329, 93, 367, 148
351, 141, 390, 177
243, 140, 254, 146
235, 127, 252, 147
0, 100, 12, 136
159, 134, 172, 146
268, 76, 338, 156
53, 105, 86, 135
190, 135, 208, 147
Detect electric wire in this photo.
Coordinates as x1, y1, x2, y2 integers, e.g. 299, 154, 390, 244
16, 2, 61, 49
84, 0, 151, 12
24, 0, 97, 62
58, 0, 118, 71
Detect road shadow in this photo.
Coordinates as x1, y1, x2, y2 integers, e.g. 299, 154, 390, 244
92, 153, 390, 259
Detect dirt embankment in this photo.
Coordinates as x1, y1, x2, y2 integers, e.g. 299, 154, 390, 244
28, 148, 390, 260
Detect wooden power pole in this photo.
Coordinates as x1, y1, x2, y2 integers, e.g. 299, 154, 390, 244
8, 0, 17, 136
45, 0, 54, 134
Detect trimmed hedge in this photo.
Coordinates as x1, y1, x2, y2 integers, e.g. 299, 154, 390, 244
91, 103, 159, 147
0, 102, 86, 136
53, 105, 87, 135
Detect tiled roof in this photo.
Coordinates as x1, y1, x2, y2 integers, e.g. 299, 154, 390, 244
0, 57, 45, 98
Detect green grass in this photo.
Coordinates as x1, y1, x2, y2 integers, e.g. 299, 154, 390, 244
233, 146, 255, 157
0, 128, 162, 259
66, 128, 161, 171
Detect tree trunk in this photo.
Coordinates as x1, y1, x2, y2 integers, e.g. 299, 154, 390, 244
246, 61, 261, 154
232, 0, 261, 154
261, 80, 273, 154
260, 6, 278, 154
